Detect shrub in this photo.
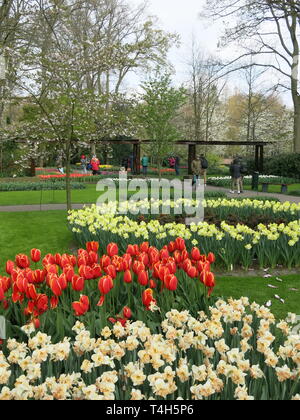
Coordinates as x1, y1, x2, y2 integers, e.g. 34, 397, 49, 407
246, 154, 300, 179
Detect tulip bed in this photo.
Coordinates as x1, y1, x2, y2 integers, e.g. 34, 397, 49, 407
0, 239, 217, 343
0, 299, 299, 400
68, 199, 300, 270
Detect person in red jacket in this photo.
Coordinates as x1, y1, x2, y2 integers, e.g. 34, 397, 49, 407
91, 155, 100, 175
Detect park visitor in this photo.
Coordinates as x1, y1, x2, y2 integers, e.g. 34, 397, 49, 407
91, 155, 101, 176
191, 156, 202, 186
230, 158, 242, 194
141, 155, 149, 176
200, 154, 208, 187
80, 155, 88, 174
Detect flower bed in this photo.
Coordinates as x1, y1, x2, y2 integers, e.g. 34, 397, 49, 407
0, 240, 216, 341
0, 181, 86, 192
0, 300, 299, 400
68, 200, 300, 270
208, 175, 298, 188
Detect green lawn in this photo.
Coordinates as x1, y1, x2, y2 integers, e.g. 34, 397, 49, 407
215, 275, 300, 320
244, 183, 300, 194
0, 211, 298, 320
0, 211, 73, 273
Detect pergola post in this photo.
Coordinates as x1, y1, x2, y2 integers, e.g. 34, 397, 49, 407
255, 145, 259, 172
188, 144, 196, 175
259, 145, 264, 173
133, 143, 141, 175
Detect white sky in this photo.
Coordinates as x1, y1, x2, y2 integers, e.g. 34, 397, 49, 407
127, 0, 293, 107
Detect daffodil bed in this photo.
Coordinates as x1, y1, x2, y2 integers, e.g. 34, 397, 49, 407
0, 299, 299, 400
68, 199, 300, 270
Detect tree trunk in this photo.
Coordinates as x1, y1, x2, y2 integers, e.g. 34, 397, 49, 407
65, 141, 72, 211
293, 96, 300, 153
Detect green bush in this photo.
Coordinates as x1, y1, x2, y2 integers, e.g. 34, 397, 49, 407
0, 182, 86, 191
246, 154, 300, 179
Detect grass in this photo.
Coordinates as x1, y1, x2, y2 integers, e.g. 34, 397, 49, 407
0, 211, 73, 274
215, 274, 300, 320
244, 183, 300, 194
0, 211, 298, 320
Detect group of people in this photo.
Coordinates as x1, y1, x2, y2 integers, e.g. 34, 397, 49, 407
80, 155, 101, 175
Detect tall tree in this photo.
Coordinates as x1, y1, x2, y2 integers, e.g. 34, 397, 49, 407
138, 71, 187, 178
202, 0, 300, 152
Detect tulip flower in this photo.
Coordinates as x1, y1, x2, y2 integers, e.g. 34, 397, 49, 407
91, 264, 102, 279
63, 265, 75, 282
149, 279, 157, 289
160, 248, 169, 260
104, 264, 117, 279
124, 269, 132, 284
107, 243, 118, 257
30, 249, 41, 263
27, 284, 38, 301
98, 275, 113, 295
42, 254, 56, 266
88, 251, 98, 265
50, 296, 59, 309
168, 241, 176, 253
100, 255, 111, 268
132, 261, 145, 275
16, 254, 30, 269
78, 265, 94, 280
35, 294, 48, 315
138, 270, 149, 286
142, 289, 156, 310
0, 286, 4, 301
187, 266, 198, 279
165, 274, 178, 291
207, 252, 216, 264
122, 253, 132, 270
72, 275, 85, 292
33, 269, 46, 284
86, 241, 99, 253
72, 295, 89, 316
6, 260, 15, 275
33, 318, 40, 329
123, 306, 132, 319
140, 242, 149, 253
191, 247, 201, 261
54, 253, 62, 266
175, 237, 185, 251
16, 273, 28, 294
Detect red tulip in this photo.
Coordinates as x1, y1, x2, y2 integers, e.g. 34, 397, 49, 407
27, 284, 38, 300
122, 254, 132, 270
175, 237, 185, 251
132, 261, 145, 275
61, 254, 72, 268
33, 318, 40, 329
191, 247, 201, 261
126, 245, 136, 256
72, 295, 89, 316
16, 273, 28, 294
43, 254, 56, 266
30, 249, 41, 263
63, 265, 75, 282
0, 286, 4, 301
50, 296, 59, 309
107, 243, 118, 257
207, 253, 216, 264
150, 279, 157, 289
160, 247, 169, 260
138, 270, 149, 286
35, 294, 48, 314
100, 255, 111, 268
79, 265, 94, 280
165, 258, 176, 274
92, 264, 102, 279
124, 269, 132, 284
142, 289, 156, 310
6, 260, 15, 275
34, 269, 46, 284
72, 275, 85, 292
138, 252, 150, 267
86, 241, 99, 253
98, 275, 113, 295
2, 299, 9, 310
168, 241, 176, 253
140, 242, 149, 253
123, 306, 132, 319
54, 253, 62, 266
0, 276, 11, 293
16, 254, 30, 269
187, 266, 198, 278
104, 264, 117, 279
148, 248, 160, 265
88, 251, 98, 265
165, 274, 178, 291
49, 274, 67, 296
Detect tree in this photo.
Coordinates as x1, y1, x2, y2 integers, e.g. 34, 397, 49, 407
201, 0, 300, 152
138, 72, 187, 178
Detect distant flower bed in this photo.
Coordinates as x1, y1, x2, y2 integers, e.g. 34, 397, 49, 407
0, 181, 86, 192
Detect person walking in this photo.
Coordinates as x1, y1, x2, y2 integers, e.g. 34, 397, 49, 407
91, 155, 101, 176
191, 156, 202, 186
81, 155, 88, 174
200, 154, 208, 187
230, 158, 242, 194
141, 155, 149, 176
175, 156, 180, 176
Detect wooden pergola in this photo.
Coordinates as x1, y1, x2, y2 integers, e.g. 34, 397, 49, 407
103, 139, 272, 175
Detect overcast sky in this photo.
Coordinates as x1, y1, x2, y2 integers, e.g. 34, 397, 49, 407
127, 0, 292, 107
